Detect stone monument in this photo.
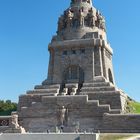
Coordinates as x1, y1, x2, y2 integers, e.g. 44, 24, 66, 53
4, 112, 25, 133
17, 0, 140, 133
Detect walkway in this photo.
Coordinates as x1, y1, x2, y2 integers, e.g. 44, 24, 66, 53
123, 135, 140, 140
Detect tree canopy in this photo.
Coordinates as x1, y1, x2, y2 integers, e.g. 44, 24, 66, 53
0, 100, 17, 116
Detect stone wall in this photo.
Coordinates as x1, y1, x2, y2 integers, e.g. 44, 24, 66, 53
18, 95, 42, 111
47, 38, 113, 85
18, 94, 130, 133
18, 95, 113, 132
87, 92, 125, 110
0, 116, 11, 133
100, 113, 140, 133
0, 134, 99, 140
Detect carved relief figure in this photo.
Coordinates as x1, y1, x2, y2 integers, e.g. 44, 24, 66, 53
100, 16, 106, 31
88, 8, 96, 27
58, 16, 65, 32
57, 106, 68, 126
96, 10, 106, 31
79, 8, 84, 26
65, 9, 73, 28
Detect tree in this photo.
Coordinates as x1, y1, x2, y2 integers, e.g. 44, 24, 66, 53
0, 100, 17, 116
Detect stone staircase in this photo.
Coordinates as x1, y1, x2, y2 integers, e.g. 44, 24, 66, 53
80, 76, 118, 95
20, 76, 126, 115
26, 84, 61, 96
80, 76, 117, 94
79, 76, 126, 111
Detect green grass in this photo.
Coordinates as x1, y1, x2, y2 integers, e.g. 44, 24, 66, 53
100, 134, 135, 140
127, 101, 140, 114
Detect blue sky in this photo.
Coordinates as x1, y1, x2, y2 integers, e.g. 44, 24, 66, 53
0, 0, 140, 102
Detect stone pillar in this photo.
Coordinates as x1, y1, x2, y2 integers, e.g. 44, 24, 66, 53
47, 48, 54, 84
94, 46, 103, 76
101, 47, 107, 78
92, 49, 95, 78
52, 50, 62, 84
99, 46, 103, 76
84, 48, 94, 83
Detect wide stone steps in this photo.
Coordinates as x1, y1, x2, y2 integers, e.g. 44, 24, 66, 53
109, 109, 122, 114
81, 86, 115, 92
34, 84, 60, 89
93, 76, 107, 82
80, 90, 120, 95
26, 88, 59, 96
88, 100, 120, 114
83, 82, 111, 87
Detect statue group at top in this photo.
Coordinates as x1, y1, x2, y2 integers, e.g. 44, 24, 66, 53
57, 0, 106, 34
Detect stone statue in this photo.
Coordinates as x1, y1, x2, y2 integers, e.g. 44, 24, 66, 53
96, 10, 106, 31
79, 8, 84, 26
88, 8, 96, 27
58, 16, 65, 32
100, 16, 106, 31
65, 9, 73, 28
58, 106, 68, 126
11, 114, 19, 129
4, 112, 26, 133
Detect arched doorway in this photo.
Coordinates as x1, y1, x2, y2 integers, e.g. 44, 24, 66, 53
63, 65, 84, 84
108, 69, 114, 84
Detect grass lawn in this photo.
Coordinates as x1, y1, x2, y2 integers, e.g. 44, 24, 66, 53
100, 134, 135, 140
127, 101, 140, 114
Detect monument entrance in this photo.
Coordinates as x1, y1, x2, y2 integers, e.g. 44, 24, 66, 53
63, 65, 84, 84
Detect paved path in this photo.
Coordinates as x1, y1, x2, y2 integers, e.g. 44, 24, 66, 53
124, 136, 140, 140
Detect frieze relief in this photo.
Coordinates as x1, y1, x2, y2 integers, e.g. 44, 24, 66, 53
57, 6, 106, 33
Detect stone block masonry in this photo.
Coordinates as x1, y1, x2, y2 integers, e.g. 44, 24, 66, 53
3, 0, 140, 134
0, 134, 99, 140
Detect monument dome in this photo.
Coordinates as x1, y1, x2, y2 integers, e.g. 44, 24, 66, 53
53, 0, 106, 41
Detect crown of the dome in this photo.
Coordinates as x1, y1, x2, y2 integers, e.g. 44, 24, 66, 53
70, 0, 92, 6
52, 0, 106, 41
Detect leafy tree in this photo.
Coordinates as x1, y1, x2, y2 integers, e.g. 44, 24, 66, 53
0, 100, 17, 116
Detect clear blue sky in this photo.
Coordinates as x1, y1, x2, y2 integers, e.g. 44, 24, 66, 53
0, 0, 140, 102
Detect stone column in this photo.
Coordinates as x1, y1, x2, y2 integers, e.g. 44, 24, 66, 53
52, 50, 62, 84
47, 48, 55, 84
94, 46, 103, 76
84, 48, 94, 83
102, 47, 107, 78
99, 46, 103, 76
92, 48, 95, 78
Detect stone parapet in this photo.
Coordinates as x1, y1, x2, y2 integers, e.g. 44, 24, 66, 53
49, 38, 113, 54
0, 133, 99, 140
80, 76, 127, 111
100, 113, 140, 133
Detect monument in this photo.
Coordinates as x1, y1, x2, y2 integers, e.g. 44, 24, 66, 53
0, 112, 25, 133
16, 0, 140, 133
